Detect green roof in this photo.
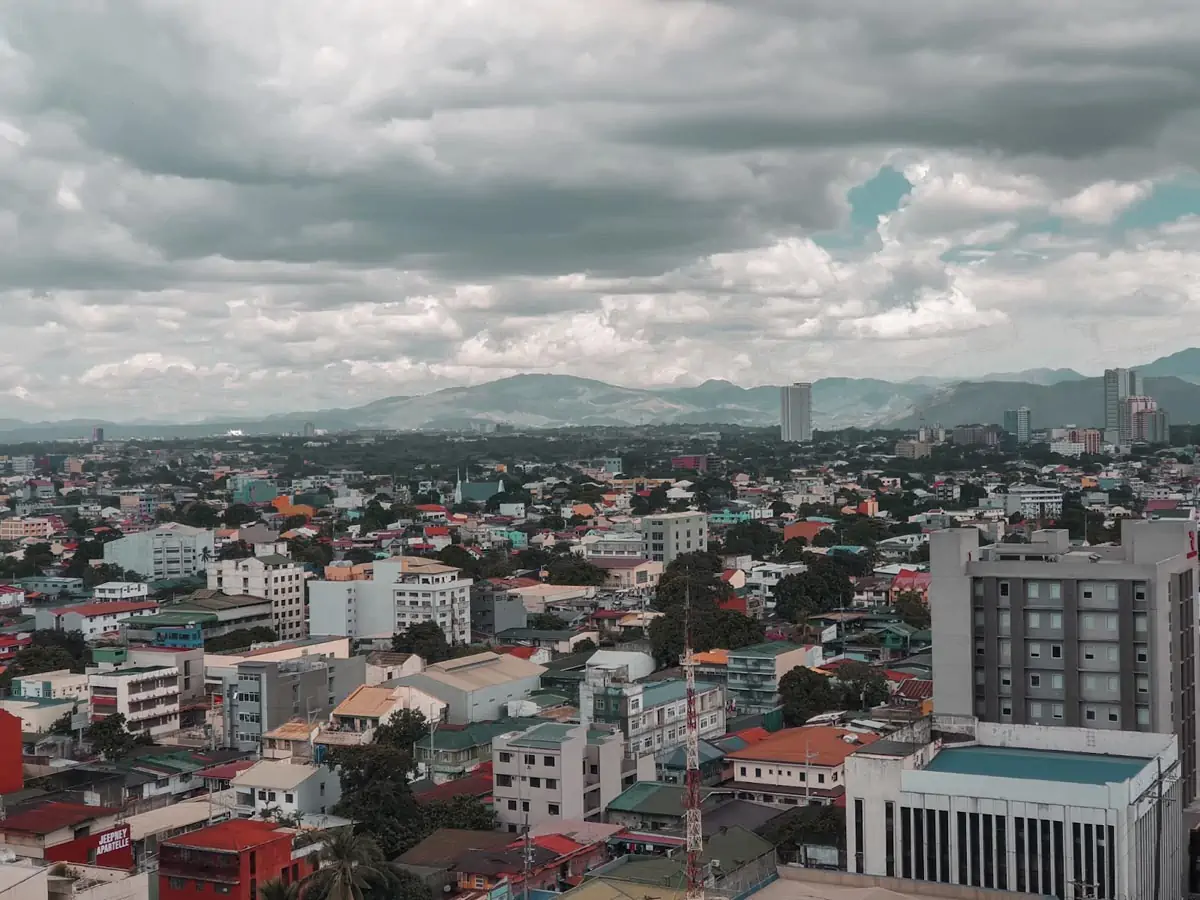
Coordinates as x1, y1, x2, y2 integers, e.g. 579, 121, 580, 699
730, 641, 802, 658
607, 781, 713, 817
641, 679, 720, 708
924, 746, 1149, 785
122, 611, 218, 627
598, 826, 772, 886
427, 718, 543, 751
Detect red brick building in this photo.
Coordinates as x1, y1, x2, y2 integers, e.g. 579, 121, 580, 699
0, 709, 22, 795
159, 820, 318, 900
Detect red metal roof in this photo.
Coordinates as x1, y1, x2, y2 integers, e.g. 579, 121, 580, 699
0, 802, 120, 835
528, 834, 584, 856
895, 679, 933, 701
414, 768, 494, 804
195, 760, 258, 781
52, 600, 158, 618
165, 818, 289, 852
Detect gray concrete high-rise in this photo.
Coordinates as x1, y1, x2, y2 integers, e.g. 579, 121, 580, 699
1104, 367, 1143, 444
931, 520, 1200, 801
780, 382, 813, 442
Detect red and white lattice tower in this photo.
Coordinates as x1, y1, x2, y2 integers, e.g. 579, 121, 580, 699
683, 590, 705, 900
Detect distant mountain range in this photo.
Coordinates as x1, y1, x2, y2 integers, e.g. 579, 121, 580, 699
7, 348, 1200, 439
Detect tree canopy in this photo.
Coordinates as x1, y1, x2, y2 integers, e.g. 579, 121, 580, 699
392, 621, 453, 663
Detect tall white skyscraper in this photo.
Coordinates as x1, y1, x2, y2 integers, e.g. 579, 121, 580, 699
780, 382, 813, 442
1104, 368, 1144, 444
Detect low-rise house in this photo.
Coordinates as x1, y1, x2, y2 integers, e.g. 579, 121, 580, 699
0, 802, 130, 866
157, 819, 318, 900
455, 833, 606, 893
724, 725, 879, 807
584, 673, 725, 757
92, 582, 150, 603
364, 650, 423, 685
605, 781, 721, 831
589, 558, 663, 591
38, 600, 160, 640
495, 628, 600, 655
391, 652, 546, 725
231, 759, 341, 819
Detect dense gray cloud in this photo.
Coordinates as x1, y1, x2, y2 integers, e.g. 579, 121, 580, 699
1, 0, 1199, 420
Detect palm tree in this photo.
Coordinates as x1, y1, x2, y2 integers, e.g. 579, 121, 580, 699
258, 880, 300, 900
303, 829, 385, 900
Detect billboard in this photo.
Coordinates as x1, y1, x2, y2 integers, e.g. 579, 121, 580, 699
46, 824, 133, 870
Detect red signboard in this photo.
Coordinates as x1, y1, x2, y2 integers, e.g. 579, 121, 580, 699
1189, 531, 1198, 560
46, 824, 133, 870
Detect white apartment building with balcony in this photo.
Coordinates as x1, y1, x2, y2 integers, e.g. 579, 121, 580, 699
89, 665, 180, 737
582, 668, 725, 757
103, 523, 215, 580
93, 582, 150, 603
308, 557, 471, 644
207, 553, 308, 640
492, 721, 652, 831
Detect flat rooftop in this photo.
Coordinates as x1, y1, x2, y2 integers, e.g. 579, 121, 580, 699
924, 746, 1149, 785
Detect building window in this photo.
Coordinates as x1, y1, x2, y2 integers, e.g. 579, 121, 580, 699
529, 777, 541, 788
1085, 708, 1097, 721
853, 799, 865, 873
1030, 702, 1043, 718
884, 801, 895, 877
170, 879, 185, 889
1137, 707, 1150, 725
1027, 611, 1041, 628
1108, 710, 1119, 723
999, 581, 1009, 597
1136, 647, 1149, 663
499, 752, 511, 763
507, 800, 517, 810
543, 756, 554, 766
1049, 613, 1062, 629
546, 778, 557, 789
496, 775, 512, 787
521, 801, 529, 812
1051, 674, 1063, 689
524, 755, 535, 765
1027, 583, 1040, 600
739, 766, 747, 777
1051, 644, 1062, 659
285, 793, 294, 804
1134, 614, 1147, 633
1030, 673, 1041, 688
1137, 676, 1149, 694
1029, 643, 1041, 659
548, 803, 560, 815
1053, 704, 1063, 719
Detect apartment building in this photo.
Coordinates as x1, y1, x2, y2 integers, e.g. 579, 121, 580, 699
89, 666, 180, 737
0, 517, 55, 541
582, 670, 725, 757
93, 582, 150, 602
158, 820, 317, 900
931, 520, 1200, 802
207, 553, 308, 640
11, 669, 88, 701
780, 382, 813, 443
641, 511, 707, 565
214, 654, 366, 751
491, 721, 651, 830
727, 641, 819, 714
103, 523, 215, 579
308, 556, 471, 644
1006, 485, 1065, 519
584, 532, 646, 559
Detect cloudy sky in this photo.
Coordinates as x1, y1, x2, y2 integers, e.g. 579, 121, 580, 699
4, 0, 1200, 421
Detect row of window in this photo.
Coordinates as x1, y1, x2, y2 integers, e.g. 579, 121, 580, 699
502, 799, 560, 815
978, 640, 1149, 664
978, 610, 1149, 632
980, 580, 1148, 602
498, 752, 556, 767
990, 700, 1150, 726
496, 774, 558, 789
737, 765, 836, 784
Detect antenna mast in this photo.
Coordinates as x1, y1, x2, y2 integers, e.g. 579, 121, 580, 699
683, 585, 705, 900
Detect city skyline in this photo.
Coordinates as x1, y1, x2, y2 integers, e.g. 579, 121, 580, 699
3, 3, 1200, 419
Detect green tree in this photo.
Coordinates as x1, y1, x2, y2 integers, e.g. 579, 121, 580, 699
649, 607, 763, 668
544, 557, 607, 586
834, 661, 889, 710
374, 709, 428, 760
392, 621, 452, 663
85, 713, 140, 760
258, 880, 299, 900
574, 637, 598, 654
777, 537, 808, 562
223, 504, 260, 527
891, 590, 931, 630
304, 829, 386, 900
218, 540, 254, 561
721, 521, 779, 559
528, 613, 568, 630
204, 626, 277, 653
179, 502, 221, 528
779, 667, 838, 726
654, 551, 727, 611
